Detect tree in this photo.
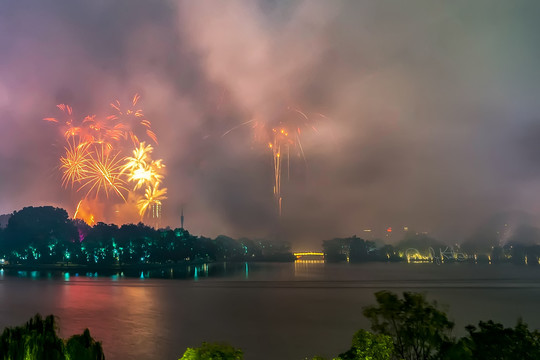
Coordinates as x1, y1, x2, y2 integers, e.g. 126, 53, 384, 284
65, 328, 105, 360
0, 314, 65, 360
349, 238, 376, 263
214, 235, 243, 261
458, 320, 540, 360
490, 246, 505, 264
379, 245, 401, 262
179, 342, 243, 360
82, 222, 119, 264
397, 232, 444, 259
363, 291, 454, 360
322, 238, 350, 262
4, 206, 78, 263
338, 329, 394, 360
0, 314, 104, 360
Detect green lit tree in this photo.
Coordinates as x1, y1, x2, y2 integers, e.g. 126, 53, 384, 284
0, 314, 104, 360
0, 314, 65, 360
338, 329, 394, 360
65, 328, 105, 360
179, 342, 243, 360
3, 206, 78, 263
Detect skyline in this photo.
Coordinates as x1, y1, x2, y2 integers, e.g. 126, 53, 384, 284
2, 1, 540, 247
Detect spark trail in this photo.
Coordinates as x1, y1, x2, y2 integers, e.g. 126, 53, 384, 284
224, 106, 321, 216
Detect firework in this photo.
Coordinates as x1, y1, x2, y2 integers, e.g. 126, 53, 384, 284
122, 142, 153, 189
110, 94, 158, 146
82, 114, 126, 152
122, 142, 165, 190
224, 107, 318, 216
77, 145, 128, 201
137, 182, 168, 220
123, 142, 153, 170
45, 94, 167, 226
60, 139, 91, 188
126, 161, 165, 191
73, 199, 96, 227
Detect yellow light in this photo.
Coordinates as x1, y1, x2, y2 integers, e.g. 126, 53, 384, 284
293, 252, 324, 257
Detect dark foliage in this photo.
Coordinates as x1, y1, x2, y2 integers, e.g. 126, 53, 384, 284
323, 236, 379, 263
0, 206, 294, 265
363, 291, 454, 360
0, 314, 103, 360
455, 320, 540, 360
65, 328, 105, 360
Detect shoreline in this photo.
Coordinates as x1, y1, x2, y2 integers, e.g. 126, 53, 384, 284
0, 259, 297, 273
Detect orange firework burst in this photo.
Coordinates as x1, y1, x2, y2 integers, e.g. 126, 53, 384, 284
45, 94, 166, 226
45, 104, 85, 141
45, 104, 123, 151
81, 114, 126, 152
110, 94, 158, 146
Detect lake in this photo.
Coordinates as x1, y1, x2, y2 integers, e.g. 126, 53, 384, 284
1, 261, 540, 359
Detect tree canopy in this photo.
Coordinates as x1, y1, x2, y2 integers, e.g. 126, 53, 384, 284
179, 342, 243, 360
0, 313, 103, 360
363, 291, 454, 360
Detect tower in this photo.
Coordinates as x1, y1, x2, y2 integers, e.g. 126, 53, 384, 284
181, 206, 184, 229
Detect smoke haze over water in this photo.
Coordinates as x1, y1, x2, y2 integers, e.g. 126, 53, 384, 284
2, 1, 540, 248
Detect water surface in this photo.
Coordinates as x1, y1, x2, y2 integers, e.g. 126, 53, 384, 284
1, 262, 540, 359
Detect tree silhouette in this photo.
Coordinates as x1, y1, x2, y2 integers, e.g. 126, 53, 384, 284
0, 314, 104, 360
363, 291, 454, 360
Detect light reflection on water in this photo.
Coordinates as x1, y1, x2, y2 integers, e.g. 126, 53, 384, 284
294, 259, 325, 279
1, 262, 540, 359
0, 262, 252, 281
56, 277, 163, 359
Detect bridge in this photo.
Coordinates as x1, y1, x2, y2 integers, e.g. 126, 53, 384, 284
293, 252, 325, 260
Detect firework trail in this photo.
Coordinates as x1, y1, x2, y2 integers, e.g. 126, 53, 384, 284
45, 94, 168, 226
224, 106, 321, 216
73, 199, 95, 226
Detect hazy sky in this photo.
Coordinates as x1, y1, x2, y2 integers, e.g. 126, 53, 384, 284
1, 1, 540, 248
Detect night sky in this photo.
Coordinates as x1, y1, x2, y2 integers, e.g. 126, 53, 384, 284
1, 1, 540, 248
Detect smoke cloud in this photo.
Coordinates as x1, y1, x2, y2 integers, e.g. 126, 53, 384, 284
1, 1, 540, 248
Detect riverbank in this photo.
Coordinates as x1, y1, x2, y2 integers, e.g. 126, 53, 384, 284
0, 255, 296, 273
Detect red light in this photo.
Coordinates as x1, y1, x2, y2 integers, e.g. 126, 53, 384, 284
386, 227, 392, 233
